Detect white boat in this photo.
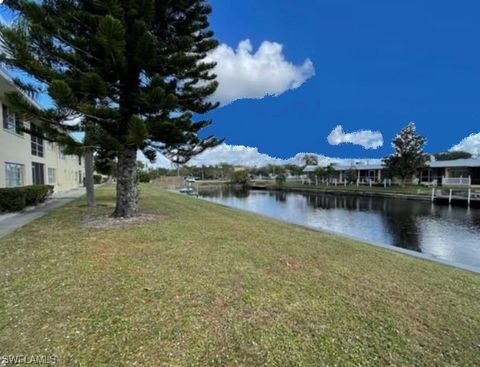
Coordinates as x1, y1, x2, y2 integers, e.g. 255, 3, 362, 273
179, 187, 195, 194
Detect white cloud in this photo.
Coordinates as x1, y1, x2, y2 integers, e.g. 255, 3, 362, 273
450, 132, 480, 155
205, 39, 315, 105
189, 144, 286, 167
327, 125, 383, 150
143, 143, 382, 169
138, 150, 174, 169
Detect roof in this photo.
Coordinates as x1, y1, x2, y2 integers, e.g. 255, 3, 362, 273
303, 164, 385, 172
303, 165, 317, 173
0, 68, 42, 110
333, 164, 385, 171
304, 159, 480, 173
428, 158, 480, 168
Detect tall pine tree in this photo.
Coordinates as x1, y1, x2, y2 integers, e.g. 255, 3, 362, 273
0, 0, 220, 217
383, 122, 427, 187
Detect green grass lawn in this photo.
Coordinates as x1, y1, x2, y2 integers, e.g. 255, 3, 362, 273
1, 184, 479, 366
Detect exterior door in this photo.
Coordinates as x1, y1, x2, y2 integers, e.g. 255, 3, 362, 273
32, 162, 45, 185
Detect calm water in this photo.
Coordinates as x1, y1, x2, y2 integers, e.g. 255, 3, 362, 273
198, 187, 480, 269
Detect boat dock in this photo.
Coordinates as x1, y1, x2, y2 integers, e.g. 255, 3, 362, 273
432, 188, 480, 206
248, 184, 268, 190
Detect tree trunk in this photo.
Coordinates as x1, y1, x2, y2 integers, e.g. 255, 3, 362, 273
113, 148, 138, 218
84, 147, 95, 208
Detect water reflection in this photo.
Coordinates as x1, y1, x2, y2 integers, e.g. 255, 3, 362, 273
198, 187, 480, 268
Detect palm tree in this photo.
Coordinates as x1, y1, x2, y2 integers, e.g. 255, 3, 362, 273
302, 154, 318, 166
325, 164, 335, 183
314, 167, 325, 185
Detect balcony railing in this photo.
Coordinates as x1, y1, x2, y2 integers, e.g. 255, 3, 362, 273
442, 177, 471, 186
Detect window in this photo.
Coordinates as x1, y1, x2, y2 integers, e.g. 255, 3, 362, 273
32, 162, 45, 185
2, 104, 23, 135
59, 148, 66, 160
449, 168, 470, 178
5, 163, 24, 187
78, 155, 82, 165
30, 125, 44, 157
48, 168, 56, 184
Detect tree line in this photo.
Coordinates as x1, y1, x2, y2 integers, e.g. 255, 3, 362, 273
132, 122, 473, 188
137, 123, 472, 186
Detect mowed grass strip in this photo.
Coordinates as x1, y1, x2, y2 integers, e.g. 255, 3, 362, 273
261, 181, 434, 196
0, 184, 479, 366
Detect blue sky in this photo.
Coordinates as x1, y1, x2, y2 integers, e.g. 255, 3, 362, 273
199, 0, 480, 159
2, 1, 480, 165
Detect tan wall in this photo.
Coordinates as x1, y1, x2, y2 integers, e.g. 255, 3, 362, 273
0, 103, 85, 193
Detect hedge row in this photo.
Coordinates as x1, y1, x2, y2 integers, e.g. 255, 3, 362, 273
0, 185, 54, 212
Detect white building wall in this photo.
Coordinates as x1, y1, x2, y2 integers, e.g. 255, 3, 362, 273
0, 103, 35, 187
0, 100, 85, 193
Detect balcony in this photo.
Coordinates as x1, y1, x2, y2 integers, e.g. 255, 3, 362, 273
442, 177, 471, 186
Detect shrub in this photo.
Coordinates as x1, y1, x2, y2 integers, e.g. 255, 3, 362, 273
0, 185, 53, 212
275, 173, 286, 186
137, 170, 151, 183
93, 174, 103, 184
231, 170, 249, 185
0, 187, 27, 212
23, 185, 53, 206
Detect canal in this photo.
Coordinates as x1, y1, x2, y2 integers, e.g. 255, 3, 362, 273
198, 187, 480, 269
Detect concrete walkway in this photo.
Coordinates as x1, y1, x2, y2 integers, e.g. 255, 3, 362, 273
0, 187, 86, 239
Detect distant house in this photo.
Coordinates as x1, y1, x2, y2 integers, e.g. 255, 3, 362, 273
0, 70, 85, 192
420, 159, 480, 186
302, 165, 317, 174
303, 158, 480, 187
233, 166, 247, 172
303, 163, 389, 184
334, 164, 388, 184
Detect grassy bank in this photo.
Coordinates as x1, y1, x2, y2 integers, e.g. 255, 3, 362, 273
1, 184, 479, 366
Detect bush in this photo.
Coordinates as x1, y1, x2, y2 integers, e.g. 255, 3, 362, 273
23, 185, 53, 206
231, 170, 249, 185
137, 170, 151, 183
275, 173, 286, 186
0, 187, 27, 212
0, 185, 53, 212
93, 174, 103, 184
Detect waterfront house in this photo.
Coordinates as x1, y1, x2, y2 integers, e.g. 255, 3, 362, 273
420, 158, 480, 187
0, 70, 84, 192
333, 163, 388, 184
304, 158, 480, 187
304, 163, 389, 184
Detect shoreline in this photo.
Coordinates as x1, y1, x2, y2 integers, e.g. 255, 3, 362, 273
261, 185, 432, 201
197, 194, 480, 275
244, 183, 479, 206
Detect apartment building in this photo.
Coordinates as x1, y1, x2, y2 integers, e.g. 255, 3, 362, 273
0, 70, 84, 192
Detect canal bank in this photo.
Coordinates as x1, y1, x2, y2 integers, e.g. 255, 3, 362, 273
247, 206, 480, 274
200, 186, 480, 272
247, 183, 480, 206
262, 185, 432, 201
